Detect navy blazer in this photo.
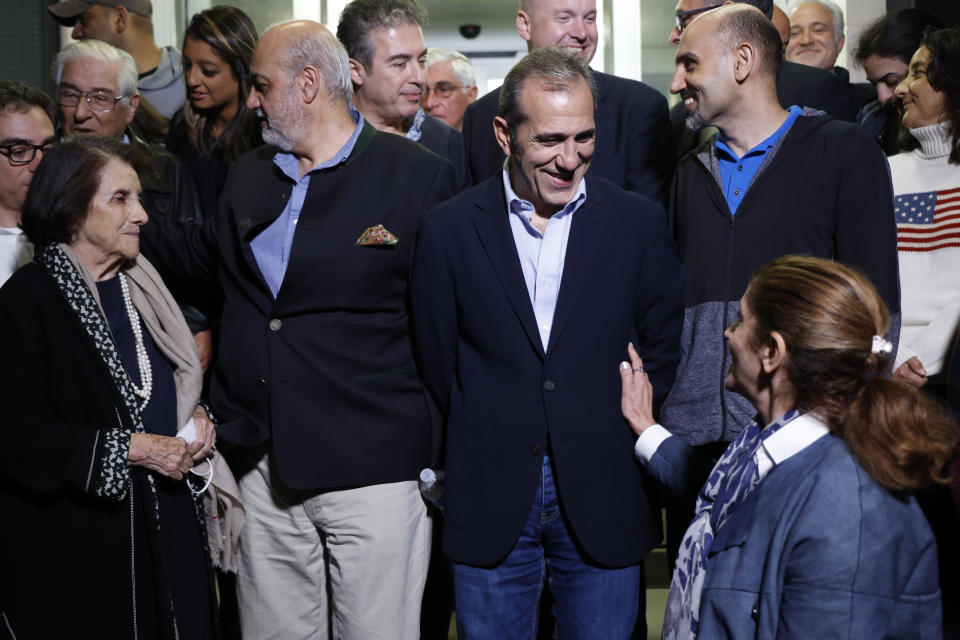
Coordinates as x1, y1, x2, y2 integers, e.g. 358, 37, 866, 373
461, 70, 675, 207
417, 112, 470, 190
140, 123, 459, 490
411, 174, 685, 567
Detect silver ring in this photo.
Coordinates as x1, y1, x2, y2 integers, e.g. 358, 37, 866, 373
633, 367, 644, 373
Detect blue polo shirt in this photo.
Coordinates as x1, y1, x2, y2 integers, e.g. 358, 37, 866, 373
716, 105, 802, 214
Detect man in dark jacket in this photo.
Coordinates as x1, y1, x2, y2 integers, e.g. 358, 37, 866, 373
461, 0, 674, 206
411, 48, 684, 639
667, 0, 865, 159
141, 21, 458, 640
337, 0, 468, 189
663, 4, 900, 447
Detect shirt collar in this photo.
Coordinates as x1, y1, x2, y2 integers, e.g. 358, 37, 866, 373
272, 108, 365, 181
755, 412, 830, 476
405, 107, 427, 143
716, 105, 802, 161
501, 160, 587, 222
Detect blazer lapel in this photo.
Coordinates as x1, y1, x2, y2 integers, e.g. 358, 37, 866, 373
546, 180, 609, 354
472, 180, 545, 358
236, 161, 293, 303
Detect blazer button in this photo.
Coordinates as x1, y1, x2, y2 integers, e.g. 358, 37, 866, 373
269, 318, 282, 331
751, 602, 760, 621
530, 444, 541, 455
256, 377, 267, 388
239, 217, 252, 230
543, 380, 556, 391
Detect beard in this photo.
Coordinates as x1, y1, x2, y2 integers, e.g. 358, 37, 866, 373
685, 110, 706, 132
259, 102, 300, 151
681, 89, 707, 132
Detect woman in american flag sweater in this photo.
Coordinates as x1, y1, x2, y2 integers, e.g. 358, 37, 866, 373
891, 25, 960, 392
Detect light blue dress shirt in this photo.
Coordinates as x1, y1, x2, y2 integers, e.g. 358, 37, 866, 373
715, 105, 802, 215
251, 110, 365, 298
501, 167, 587, 350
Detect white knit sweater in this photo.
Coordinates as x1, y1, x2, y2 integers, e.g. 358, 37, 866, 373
892, 122, 960, 375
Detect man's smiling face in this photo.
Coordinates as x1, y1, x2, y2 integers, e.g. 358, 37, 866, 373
517, 0, 598, 62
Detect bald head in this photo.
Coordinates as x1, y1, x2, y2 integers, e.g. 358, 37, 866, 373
257, 21, 353, 102
692, 4, 783, 78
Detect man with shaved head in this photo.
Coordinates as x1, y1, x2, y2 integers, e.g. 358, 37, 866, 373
661, 4, 899, 470
141, 20, 458, 639
667, 0, 863, 159
461, 0, 674, 205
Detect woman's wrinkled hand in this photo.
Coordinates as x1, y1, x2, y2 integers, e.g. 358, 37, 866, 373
127, 433, 192, 480
189, 405, 217, 463
619, 343, 657, 437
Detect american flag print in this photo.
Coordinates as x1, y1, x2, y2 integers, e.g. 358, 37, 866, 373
896, 186, 960, 252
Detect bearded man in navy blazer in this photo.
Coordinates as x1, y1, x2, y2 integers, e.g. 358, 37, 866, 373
411, 48, 685, 638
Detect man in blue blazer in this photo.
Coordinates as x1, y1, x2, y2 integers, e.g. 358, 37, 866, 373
460, 0, 674, 206
411, 48, 685, 638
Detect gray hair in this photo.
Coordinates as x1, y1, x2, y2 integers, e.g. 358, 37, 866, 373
337, 0, 428, 71
790, 0, 844, 43
54, 40, 139, 102
498, 47, 596, 154
425, 48, 476, 90
273, 21, 354, 102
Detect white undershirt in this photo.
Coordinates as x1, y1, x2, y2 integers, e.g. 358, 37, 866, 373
0, 226, 33, 287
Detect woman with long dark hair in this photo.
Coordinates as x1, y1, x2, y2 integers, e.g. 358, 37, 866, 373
167, 6, 260, 219
621, 255, 957, 639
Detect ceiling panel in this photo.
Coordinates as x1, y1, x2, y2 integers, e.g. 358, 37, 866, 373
420, 0, 518, 32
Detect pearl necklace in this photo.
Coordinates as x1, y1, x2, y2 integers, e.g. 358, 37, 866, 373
119, 273, 153, 410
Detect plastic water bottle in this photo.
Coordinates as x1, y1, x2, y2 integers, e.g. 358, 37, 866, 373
419, 468, 445, 513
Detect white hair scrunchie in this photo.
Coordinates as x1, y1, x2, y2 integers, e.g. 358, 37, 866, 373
871, 335, 893, 355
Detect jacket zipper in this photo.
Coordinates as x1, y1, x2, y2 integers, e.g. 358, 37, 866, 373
720, 211, 736, 442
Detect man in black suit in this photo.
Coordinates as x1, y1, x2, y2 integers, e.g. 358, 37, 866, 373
411, 48, 684, 638
461, 0, 674, 206
337, 0, 468, 188
142, 20, 458, 640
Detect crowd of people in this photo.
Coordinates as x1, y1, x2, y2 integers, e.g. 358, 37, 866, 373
0, 0, 958, 638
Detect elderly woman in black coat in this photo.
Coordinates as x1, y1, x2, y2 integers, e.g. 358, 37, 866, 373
0, 136, 216, 638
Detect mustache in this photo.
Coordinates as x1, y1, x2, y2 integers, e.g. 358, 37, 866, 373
680, 88, 697, 101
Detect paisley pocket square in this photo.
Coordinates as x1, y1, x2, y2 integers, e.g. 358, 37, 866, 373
356, 224, 399, 247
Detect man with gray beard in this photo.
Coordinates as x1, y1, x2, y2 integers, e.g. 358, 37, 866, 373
141, 20, 457, 640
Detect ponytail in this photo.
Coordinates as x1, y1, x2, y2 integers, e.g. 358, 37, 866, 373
842, 377, 957, 492
746, 255, 959, 493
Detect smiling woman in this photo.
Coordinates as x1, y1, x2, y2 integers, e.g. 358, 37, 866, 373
167, 6, 260, 220
621, 255, 957, 639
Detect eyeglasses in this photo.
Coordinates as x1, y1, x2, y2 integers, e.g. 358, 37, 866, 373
675, 4, 723, 34
58, 88, 125, 113
0, 141, 54, 166
423, 82, 465, 99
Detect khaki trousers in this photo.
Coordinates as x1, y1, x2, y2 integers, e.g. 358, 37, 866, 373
235, 451, 431, 639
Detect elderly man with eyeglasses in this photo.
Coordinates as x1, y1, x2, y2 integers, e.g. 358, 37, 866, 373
422, 48, 478, 132
54, 39, 215, 368
0, 81, 55, 287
